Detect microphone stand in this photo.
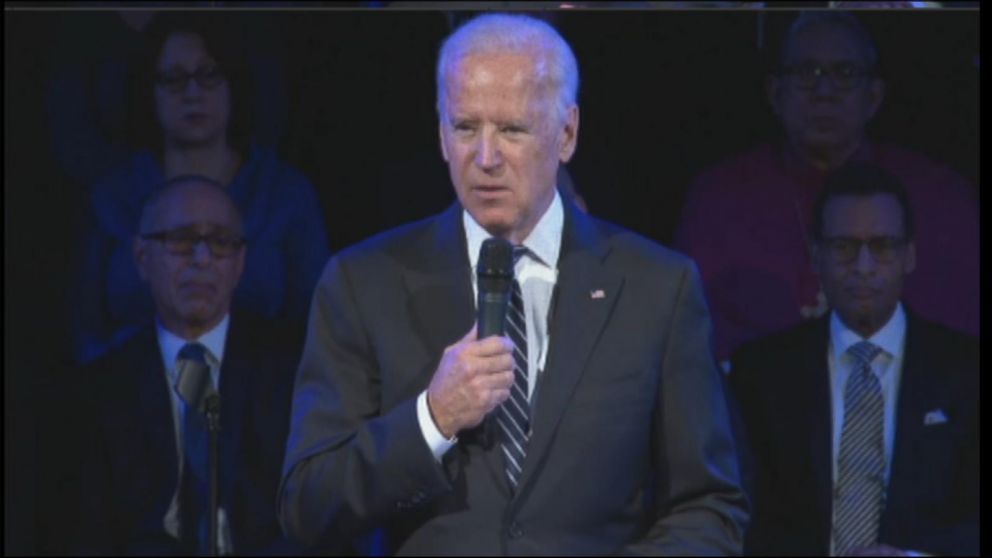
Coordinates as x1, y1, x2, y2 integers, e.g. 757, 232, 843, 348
205, 394, 221, 557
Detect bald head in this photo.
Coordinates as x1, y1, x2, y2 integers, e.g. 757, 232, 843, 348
137, 175, 243, 238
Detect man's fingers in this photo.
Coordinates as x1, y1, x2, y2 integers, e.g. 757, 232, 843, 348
480, 354, 514, 376
469, 354, 514, 378
494, 369, 514, 388
469, 334, 514, 357
490, 388, 511, 407
472, 369, 514, 391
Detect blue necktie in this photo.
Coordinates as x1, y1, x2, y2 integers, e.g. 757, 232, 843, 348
496, 246, 530, 491
176, 342, 212, 555
834, 341, 885, 556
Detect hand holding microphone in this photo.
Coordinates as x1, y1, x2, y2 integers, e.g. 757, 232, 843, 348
426, 238, 516, 439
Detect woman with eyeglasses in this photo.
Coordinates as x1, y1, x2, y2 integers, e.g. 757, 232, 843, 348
73, 12, 329, 365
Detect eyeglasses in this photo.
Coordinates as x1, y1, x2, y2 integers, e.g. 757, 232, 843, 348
141, 228, 244, 258
819, 236, 907, 263
780, 62, 872, 91
155, 65, 226, 93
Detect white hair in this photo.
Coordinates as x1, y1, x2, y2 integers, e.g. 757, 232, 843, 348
435, 13, 579, 124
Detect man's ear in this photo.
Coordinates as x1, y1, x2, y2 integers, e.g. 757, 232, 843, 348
864, 76, 886, 121
133, 237, 150, 282
558, 104, 579, 163
233, 244, 247, 285
810, 241, 824, 277
904, 239, 916, 275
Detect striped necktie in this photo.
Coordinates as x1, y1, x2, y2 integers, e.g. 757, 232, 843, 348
176, 342, 212, 555
496, 246, 529, 491
834, 340, 885, 556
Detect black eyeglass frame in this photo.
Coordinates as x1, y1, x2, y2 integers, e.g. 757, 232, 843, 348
155, 65, 227, 93
779, 62, 875, 91
817, 235, 909, 263
141, 229, 245, 258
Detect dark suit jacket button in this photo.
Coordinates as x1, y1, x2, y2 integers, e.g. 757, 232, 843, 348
507, 522, 524, 539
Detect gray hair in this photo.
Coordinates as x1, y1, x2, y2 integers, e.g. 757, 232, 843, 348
435, 13, 579, 124
781, 11, 878, 70
137, 174, 243, 236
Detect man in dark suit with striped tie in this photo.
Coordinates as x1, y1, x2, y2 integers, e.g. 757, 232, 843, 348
72, 176, 305, 555
278, 12, 747, 556
729, 162, 978, 556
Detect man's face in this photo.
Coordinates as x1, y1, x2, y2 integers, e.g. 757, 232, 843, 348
439, 52, 578, 244
134, 182, 245, 337
155, 32, 231, 148
768, 23, 884, 161
813, 194, 915, 338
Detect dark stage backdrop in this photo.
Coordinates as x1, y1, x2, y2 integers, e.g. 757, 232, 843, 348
4, 6, 978, 554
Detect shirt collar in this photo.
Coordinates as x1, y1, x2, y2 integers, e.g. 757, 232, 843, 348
781, 139, 874, 178
157, 314, 231, 379
830, 302, 906, 367
464, 188, 563, 271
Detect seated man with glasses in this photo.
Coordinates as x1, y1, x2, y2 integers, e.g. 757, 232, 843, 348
673, 10, 978, 368
73, 175, 309, 555
728, 162, 978, 556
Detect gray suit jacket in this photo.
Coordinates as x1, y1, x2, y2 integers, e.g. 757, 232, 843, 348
278, 198, 748, 555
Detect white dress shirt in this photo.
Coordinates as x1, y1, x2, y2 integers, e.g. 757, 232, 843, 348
157, 314, 233, 554
417, 190, 564, 461
827, 303, 907, 556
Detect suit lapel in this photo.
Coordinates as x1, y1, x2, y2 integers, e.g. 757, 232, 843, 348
804, 319, 835, 551
117, 326, 179, 528
514, 203, 622, 498
883, 313, 933, 533
134, 328, 180, 483
404, 204, 475, 361
217, 316, 252, 504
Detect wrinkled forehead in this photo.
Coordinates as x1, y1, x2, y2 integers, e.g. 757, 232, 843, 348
447, 52, 545, 90
442, 52, 556, 121
150, 183, 242, 233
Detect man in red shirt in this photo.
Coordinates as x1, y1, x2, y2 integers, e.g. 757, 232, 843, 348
674, 11, 978, 363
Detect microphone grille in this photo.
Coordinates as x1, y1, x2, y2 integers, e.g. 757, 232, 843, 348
478, 237, 514, 279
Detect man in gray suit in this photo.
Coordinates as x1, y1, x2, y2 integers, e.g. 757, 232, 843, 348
279, 13, 747, 555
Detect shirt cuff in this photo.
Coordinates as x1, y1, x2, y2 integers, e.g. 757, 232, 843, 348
417, 391, 457, 462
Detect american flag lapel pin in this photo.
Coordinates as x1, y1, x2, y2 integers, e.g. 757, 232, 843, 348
590, 288, 605, 299
923, 408, 948, 426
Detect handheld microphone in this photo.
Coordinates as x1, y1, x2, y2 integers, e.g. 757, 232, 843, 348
474, 237, 514, 449
477, 237, 514, 338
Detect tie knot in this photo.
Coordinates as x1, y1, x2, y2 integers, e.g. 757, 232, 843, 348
848, 341, 882, 367
178, 342, 208, 364
512, 245, 528, 265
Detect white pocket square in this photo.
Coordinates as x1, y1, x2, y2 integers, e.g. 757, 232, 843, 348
923, 408, 948, 426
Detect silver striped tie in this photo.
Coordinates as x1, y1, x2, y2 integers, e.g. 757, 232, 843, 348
496, 246, 529, 491
834, 340, 885, 555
